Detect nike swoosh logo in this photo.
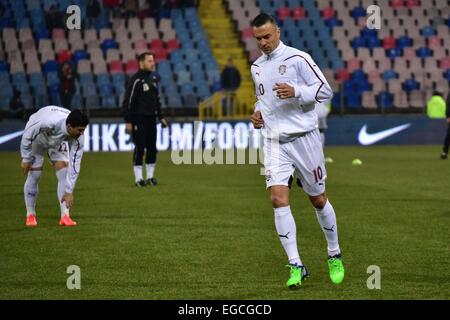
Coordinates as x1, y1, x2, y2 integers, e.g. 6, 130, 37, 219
0, 130, 24, 145
358, 124, 411, 145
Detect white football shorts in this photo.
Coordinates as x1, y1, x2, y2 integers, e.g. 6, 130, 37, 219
263, 129, 326, 196
29, 141, 69, 168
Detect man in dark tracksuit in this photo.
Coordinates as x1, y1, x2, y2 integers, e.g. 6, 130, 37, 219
442, 93, 450, 159
123, 52, 168, 186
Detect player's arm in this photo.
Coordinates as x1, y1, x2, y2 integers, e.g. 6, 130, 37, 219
64, 136, 84, 206
122, 75, 139, 133
250, 69, 264, 129
292, 57, 333, 105
154, 83, 168, 128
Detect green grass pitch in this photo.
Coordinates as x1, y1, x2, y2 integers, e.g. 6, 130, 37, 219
0, 145, 448, 299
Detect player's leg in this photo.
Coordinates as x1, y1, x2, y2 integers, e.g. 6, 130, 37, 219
265, 140, 308, 288
50, 143, 76, 226
132, 120, 146, 186
144, 118, 157, 185
24, 145, 44, 227
441, 124, 450, 159
292, 129, 344, 284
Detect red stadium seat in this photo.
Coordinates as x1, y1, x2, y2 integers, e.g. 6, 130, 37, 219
390, 0, 405, 8
109, 60, 124, 74
405, 0, 420, 8
321, 7, 335, 20
291, 7, 306, 20
439, 57, 450, 70
56, 50, 72, 63
347, 58, 361, 72
166, 38, 180, 52
277, 7, 290, 21
336, 68, 350, 82
134, 39, 148, 51
241, 27, 253, 40
382, 36, 397, 50
153, 49, 168, 62
428, 35, 441, 48
125, 60, 139, 75
52, 28, 65, 40
150, 39, 164, 50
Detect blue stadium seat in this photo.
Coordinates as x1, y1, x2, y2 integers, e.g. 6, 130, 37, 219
12, 72, 27, 85
82, 85, 97, 97
421, 26, 436, 38
101, 39, 118, 53
168, 95, 183, 108
196, 85, 211, 100
397, 35, 413, 49
346, 93, 362, 109
382, 70, 398, 82
0, 60, 8, 72
99, 84, 113, 97
444, 69, 450, 81
71, 94, 83, 109
79, 73, 95, 85
73, 50, 89, 63
180, 83, 194, 96
351, 36, 366, 49
403, 79, 420, 93
416, 47, 432, 58
102, 96, 116, 108
367, 37, 381, 48
46, 71, 59, 85
43, 60, 58, 74
325, 17, 341, 28
111, 73, 126, 86
29, 72, 45, 86
351, 6, 366, 21
386, 48, 402, 59
0, 72, 10, 84
96, 73, 111, 86
376, 92, 393, 109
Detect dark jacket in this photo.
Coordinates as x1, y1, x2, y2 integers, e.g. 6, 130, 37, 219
220, 66, 241, 91
447, 92, 450, 118
122, 70, 163, 123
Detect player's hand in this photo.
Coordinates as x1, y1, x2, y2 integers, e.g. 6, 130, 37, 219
251, 111, 264, 129
125, 123, 133, 134
21, 162, 32, 175
273, 83, 295, 99
62, 192, 74, 208
447, 117, 450, 123
160, 118, 168, 128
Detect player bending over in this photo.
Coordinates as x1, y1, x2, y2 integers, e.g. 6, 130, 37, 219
20, 106, 89, 227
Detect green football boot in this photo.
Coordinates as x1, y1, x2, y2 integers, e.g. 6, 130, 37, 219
328, 254, 345, 284
285, 264, 309, 289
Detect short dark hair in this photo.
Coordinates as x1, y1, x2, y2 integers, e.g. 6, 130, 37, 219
251, 12, 277, 27
66, 110, 89, 127
137, 51, 154, 62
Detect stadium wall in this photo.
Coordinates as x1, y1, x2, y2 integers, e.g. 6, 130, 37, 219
0, 115, 446, 152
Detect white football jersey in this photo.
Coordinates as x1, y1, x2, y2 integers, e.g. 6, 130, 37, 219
20, 106, 85, 193
251, 41, 333, 142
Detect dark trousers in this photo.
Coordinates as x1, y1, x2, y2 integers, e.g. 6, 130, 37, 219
60, 93, 73, 110
443, 123, 450, 154
132, 116, 157, 166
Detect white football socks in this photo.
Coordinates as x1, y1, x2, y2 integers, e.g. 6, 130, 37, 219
24, 169, 42, 216
146, 163, 155, 179
274, 206, 303, 266
315, 200, 341, 257
133, 165, 143, 182
56, 167, 70, 217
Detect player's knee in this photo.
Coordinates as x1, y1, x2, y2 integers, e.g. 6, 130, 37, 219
270, 194, 289, 208
53, 161, 67, 170
310, 194, 327, 209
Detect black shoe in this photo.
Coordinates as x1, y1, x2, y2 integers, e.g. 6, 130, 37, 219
441, 152, 448, 159
146, 178, 158, 186
135, 179, 147, 187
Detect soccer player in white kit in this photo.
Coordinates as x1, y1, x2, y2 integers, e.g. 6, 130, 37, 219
249, 13, 344, 288
20, 106, 89, 227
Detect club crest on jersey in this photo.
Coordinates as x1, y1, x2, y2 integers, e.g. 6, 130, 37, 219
278, 65, 287, 75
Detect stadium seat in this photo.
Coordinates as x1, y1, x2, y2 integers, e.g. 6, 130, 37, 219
125, 60, 139, 75
56, 50, 72, 64
291, 7, 306, 20
416, 47, 432, 58
403, 79, 420, 93
109, 60, 124, 74
376, 92, 394, 109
